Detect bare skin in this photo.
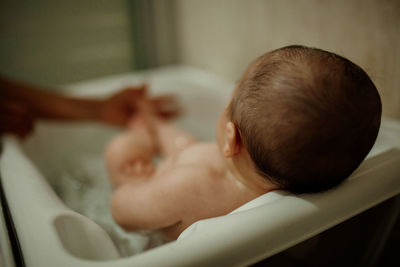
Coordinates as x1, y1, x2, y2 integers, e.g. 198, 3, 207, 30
0, 75, 180, 138
106, 78, 278, 240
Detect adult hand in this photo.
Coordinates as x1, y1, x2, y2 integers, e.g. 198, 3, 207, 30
98, 85, 147, 127
0, 99, 35, 138
98, 85, 181, 127
148, 94, 182, 119
0, 80, 182, 138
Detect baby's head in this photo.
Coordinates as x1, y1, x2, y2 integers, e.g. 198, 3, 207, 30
222, 45, 381, 194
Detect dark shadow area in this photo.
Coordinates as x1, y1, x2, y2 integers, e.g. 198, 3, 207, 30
253, 195, 400, 267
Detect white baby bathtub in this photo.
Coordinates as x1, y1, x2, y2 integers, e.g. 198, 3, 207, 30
1, 66, 400, 267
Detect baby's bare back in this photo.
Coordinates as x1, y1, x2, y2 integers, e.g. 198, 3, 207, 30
152, 142, 260, 238
109, 136, 260, 240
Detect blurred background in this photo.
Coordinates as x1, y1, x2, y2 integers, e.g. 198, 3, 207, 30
0, 0, 399, 118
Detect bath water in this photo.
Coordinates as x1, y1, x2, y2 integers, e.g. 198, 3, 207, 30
51, 153, 165, 257
22, 123, 166, 257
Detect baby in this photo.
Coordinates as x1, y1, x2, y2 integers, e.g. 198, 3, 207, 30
105, 45, 382, 240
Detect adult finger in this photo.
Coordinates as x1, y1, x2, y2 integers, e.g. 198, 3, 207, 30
121, 84, 148, 98
149, 95, 183, 118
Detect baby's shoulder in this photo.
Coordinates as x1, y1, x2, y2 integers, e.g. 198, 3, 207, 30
182, 141, 219, 153
160, 145, 223, 179
154, 142, 225, 186
177, 142, 223, 164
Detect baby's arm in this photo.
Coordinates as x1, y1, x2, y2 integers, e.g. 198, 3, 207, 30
148, 115, 197, 157
105, 101, 193, 187
105, 124, 156, 187
110, 166, 204, 239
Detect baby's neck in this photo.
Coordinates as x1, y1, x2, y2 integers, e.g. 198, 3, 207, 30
224, 152, 276, 195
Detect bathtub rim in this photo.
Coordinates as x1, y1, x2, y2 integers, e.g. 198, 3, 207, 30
1, 65, 400, 266
1, 135, 400, 267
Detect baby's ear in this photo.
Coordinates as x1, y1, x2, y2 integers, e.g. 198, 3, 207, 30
223, 122, 241, 157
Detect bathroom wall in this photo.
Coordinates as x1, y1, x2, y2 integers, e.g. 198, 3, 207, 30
174, 0, 400, 119
0, 0, 134, 87
1, 0, 398, 118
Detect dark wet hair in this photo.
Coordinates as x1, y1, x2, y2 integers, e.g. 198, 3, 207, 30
229, 45, 382, 194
